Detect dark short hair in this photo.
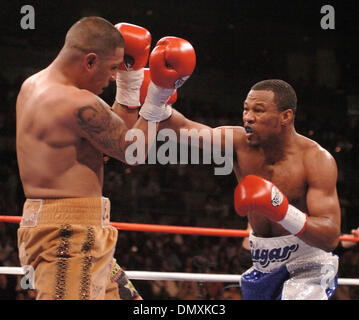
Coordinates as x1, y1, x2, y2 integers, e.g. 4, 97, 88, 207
251, 79, 297, 114
64, 16, 124, 57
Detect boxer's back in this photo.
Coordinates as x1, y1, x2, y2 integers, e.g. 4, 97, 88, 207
16, 69, 104, 199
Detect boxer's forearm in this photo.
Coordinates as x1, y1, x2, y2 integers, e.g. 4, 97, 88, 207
297, 216, 340, 252
112, 101, 139, 129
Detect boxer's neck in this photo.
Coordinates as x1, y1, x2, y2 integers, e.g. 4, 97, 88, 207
261, 125, 297, 164
50, 47, 86, 88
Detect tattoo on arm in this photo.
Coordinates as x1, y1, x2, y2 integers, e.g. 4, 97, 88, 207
75, 99, 126, 157
76, 104, 110, 134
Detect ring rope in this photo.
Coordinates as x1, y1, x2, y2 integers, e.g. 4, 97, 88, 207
0, 215, 358, 242
0, 267, 358, 286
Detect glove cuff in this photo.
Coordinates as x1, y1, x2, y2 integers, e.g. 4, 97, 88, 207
116, 69, 144, 108
139, 104, 173, 122
139, 81, 174, 122
278, 204, 308, 236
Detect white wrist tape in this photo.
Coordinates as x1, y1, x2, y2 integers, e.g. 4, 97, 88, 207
115, 69, 144, 107
278, 204, 308, 236
139, 81, 174, 122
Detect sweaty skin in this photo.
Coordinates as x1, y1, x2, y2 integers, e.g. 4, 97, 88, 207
156, 89, 341, 252
16, 46, 151, 199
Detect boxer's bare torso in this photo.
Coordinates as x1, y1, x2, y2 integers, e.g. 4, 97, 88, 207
162, 88, 340, 250
16, 44, 129, 199
16, 69, 105, 199
233, 127, 335, 238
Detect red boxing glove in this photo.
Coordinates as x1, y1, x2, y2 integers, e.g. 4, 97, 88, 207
140, 68, 177, 106
115, 23, 151, 108
234, 175, 307, 236
149, 36, 196, 89
115, 22, 151, 70
139, 37, 196, 122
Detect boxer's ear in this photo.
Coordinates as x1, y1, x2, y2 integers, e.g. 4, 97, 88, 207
85, 53, 97, 70
280, 109, 294, 126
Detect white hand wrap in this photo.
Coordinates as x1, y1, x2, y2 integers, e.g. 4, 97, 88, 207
115, 69, 144, 108
278, 204, 308, 236
139, 81, 174, 122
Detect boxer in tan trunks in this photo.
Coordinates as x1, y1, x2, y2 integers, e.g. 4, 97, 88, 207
16, 17, 193, 299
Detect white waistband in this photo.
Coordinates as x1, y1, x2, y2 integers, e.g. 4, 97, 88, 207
249, 232, 329, 273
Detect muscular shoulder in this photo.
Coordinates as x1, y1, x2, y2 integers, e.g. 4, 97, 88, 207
300, 135, 335, 165
37, 86, 99, 121
213, 125, 246, 149
67, 88, 99, 111
49, 86, 96, 108
233, 126, 249, 150
36, 82, 107, 135
300, 135, 338, 185
20, 74, 90, 111
55, 88, 113, 135
208, 126, 246, 159
215, 125, 245, 136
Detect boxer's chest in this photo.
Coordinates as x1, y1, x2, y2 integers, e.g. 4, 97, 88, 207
234, 149, 308, 236
234, 149, 307, 206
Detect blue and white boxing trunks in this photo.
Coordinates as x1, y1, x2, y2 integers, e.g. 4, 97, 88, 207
240, 233, 338, 300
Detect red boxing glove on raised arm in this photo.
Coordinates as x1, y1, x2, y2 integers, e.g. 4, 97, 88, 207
139, 36, 196, 122
234, 175, 308, 236
115, 22, 151, 108
149, 37, 196, 89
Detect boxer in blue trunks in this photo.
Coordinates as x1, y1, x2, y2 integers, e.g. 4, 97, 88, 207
240, 231, 338, 299
153, 79, 341, 299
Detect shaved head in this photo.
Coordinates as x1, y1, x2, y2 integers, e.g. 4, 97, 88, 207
64, 16, 124, 57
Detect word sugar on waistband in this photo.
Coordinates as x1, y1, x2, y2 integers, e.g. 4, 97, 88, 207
251, 243, 299, 268
124, 123, 234, 175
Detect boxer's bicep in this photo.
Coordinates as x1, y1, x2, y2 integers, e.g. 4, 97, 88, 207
159, 108, 210, 132
158, 108, 212, 149
306, 182, 340, 220
159, 108, 242, 153
306, 183, 341, 238
302, 148, 341, 249
72, 98, 128, 162
305, 148, 340, 221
